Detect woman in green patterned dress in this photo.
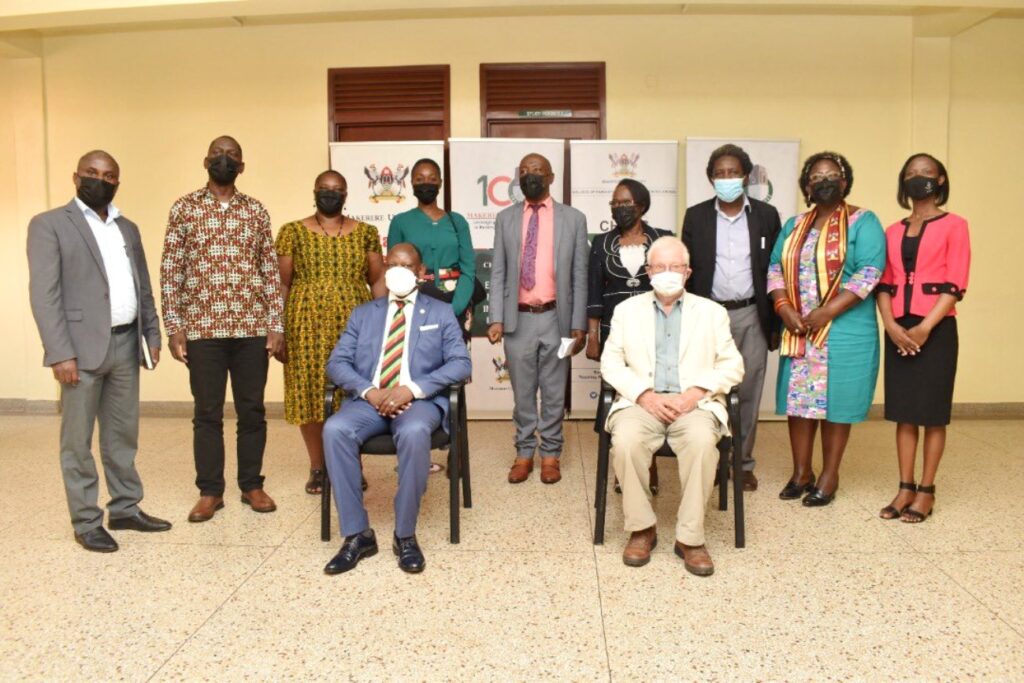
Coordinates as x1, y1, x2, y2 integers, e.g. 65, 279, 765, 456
276, 170, 386, 494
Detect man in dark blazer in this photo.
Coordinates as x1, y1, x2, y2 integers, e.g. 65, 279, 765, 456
681, 144, 782, 491
322, 243, 471, 576
27, 150, 170, 553
487, 153, 589, 486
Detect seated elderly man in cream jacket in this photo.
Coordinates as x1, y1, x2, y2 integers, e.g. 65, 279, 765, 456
601, 236, 744, 576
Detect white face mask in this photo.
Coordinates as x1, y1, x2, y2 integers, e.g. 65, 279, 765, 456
385, 266, 418, 297
649, 270, 685, 297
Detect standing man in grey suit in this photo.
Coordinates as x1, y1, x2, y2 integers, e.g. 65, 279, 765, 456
488, 153, 589, 485
27, 150, 171, 553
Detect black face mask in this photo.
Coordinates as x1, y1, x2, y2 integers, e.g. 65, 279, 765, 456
519, 173, 547, 201
413, 183, 440, 205
207, 154, 241, 185
315, 190, 345, 216
76, 176, 118, 210
611, 205, 640, 230
810, 179, 842, 205
904, 175, 939, 200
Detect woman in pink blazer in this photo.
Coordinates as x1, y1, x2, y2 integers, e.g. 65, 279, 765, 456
875, 153, 970, 523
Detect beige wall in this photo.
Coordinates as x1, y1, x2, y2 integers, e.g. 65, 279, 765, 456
1, 13, 1019, 405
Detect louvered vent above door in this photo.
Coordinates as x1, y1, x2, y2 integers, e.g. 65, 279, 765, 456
328, 65, 450, 142
480, 62, 605, 139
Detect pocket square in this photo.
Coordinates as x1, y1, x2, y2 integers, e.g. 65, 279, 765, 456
419, 323, 439, 331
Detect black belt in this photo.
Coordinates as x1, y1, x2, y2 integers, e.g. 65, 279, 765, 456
714, 297, 756, 311
111, 321, 137, 334
518, 301, 556, 313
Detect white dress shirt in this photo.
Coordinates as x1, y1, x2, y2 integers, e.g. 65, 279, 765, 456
711, 196, 755, 302
361, 289, 425, 400
75, 197, 138, 326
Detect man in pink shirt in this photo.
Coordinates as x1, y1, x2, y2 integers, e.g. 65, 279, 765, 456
488, 153, 589, 484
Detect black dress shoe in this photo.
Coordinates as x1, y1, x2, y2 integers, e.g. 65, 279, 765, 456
74, 527, 119, 553
802, 487, 836, 507
109, 510, 173, 533
393, 534, 426, 574
324, 529, 378, 575
779, 474, 816, 500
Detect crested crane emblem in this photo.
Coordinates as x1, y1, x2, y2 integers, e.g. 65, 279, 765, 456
608, 153, 640, 178
363, 163, 410, 203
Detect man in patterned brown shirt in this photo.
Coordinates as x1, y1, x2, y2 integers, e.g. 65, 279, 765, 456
160, 135, 284, 522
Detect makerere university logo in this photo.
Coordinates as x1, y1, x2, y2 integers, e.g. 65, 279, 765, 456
608, 152, 639, 177
363, 163, 410, 203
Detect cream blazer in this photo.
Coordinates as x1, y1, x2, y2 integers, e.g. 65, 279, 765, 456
600, 291, 744, 432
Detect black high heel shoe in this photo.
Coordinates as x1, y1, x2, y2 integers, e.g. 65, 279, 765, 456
779, 473, 816, 500
802, 487, 835, 507
901, 484, 935, 523
880, 481, 917, 519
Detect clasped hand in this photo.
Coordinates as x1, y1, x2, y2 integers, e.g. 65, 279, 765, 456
366, 386, 414, 417
637, 387, 704, 425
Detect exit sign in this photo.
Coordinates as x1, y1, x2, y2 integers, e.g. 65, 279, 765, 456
517, 109, 573, 118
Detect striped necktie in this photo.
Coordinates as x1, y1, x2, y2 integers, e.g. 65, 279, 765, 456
379, 300, 407, 389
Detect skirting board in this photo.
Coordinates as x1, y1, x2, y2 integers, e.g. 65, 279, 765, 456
2, 399, 1024, 421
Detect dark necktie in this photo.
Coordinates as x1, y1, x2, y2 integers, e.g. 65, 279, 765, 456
520, 204, 540, 291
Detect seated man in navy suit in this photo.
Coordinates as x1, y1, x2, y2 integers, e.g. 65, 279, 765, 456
322, 242, 472, 575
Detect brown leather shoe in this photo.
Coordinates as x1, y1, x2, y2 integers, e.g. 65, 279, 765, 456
741, 471, 758, 492
188, 496, 224, 523
540, 457, 561, 484
240, 488, 277, 513
622, 526, 657, 567
508, 458, 533, 484
674, 542, 714, 576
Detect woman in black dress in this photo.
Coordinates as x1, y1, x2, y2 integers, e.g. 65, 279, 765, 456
876, 154, 970, 523
586, 179, 672, 490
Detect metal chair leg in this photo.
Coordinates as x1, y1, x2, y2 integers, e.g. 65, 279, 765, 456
717, 443, 729, 511
730, 409, 746, 549
459, 391, 472, 509
448, 435, 460, 544
320, 469, 332, 542
593, 428, 611, 545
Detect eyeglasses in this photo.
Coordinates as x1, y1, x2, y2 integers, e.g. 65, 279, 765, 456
648, 264, 690, 274
808, 172, 843, 183
711, 169, 745, 179
609, 200, 635, 208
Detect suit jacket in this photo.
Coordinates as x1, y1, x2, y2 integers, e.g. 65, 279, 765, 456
877, 212, 970, 319
681, 197, 782, 347
600, 291, 744, 432
488, 199, 589, 336
27, 199, 161, 371
325, 293, 472, 428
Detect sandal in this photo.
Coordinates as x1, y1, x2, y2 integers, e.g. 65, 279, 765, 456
879, 481, 917, 520
901, 484, 935, 523
305, 469, 324, 495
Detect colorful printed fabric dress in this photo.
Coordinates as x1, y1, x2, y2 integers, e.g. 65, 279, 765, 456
275, 220, 381, 425
767, 208, 886, 423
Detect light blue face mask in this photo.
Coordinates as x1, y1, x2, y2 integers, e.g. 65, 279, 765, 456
713, 178, 745, 203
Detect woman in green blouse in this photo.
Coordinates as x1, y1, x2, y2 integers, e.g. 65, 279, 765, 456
387, 158, 476, 338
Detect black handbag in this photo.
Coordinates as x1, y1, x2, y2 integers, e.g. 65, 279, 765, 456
419, 211, 486, 308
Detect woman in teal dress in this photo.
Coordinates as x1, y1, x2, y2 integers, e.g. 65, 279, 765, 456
388, 158, 477, 338
767, 152, 886, 506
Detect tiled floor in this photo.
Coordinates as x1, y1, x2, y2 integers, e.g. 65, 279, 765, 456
1, 414, 1022, 681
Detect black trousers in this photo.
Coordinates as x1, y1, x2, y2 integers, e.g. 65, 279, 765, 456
186, 337, 269, 496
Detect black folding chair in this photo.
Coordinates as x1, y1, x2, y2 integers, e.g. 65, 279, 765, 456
593, 382, 746, 548
320, 382, 471, 544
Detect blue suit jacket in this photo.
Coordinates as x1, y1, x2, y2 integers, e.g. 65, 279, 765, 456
325, 293, 472, 428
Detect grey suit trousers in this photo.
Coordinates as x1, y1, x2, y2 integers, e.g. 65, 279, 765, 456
503, 309, 568, 458
59, 328, 143, 533
727, 304, 768, 471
